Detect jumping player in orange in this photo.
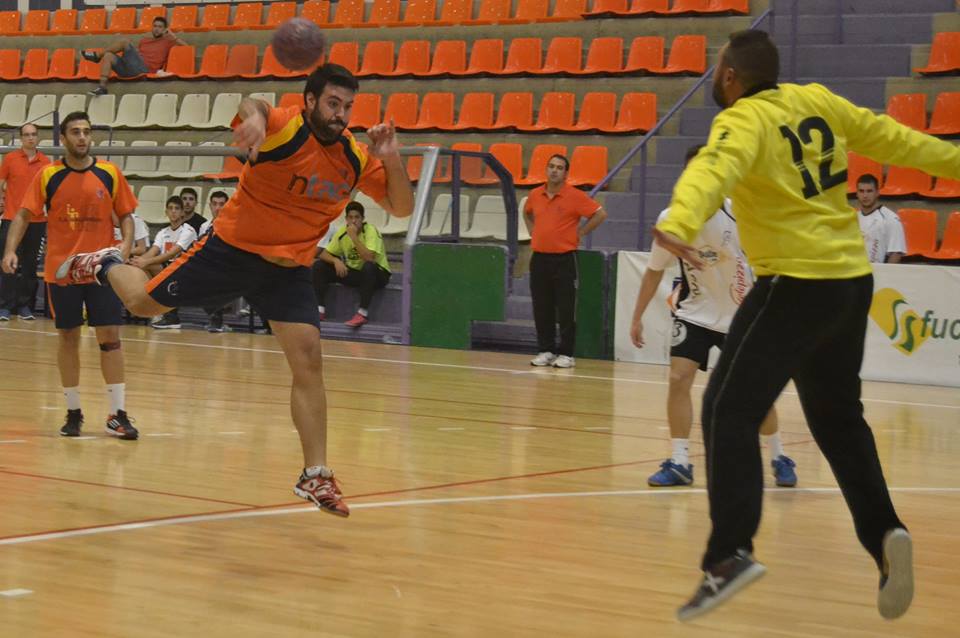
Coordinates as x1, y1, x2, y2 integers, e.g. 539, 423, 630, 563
55, 64, 415, 516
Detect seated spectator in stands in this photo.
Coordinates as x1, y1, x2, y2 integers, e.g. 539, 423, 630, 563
313, 201, 391, 328
200, 190, 231, 332
82, 16, 187, 96
856, 174, 906, 263
130, 196, 196, 329
179, 187, 207, 235
114, 212, 150, 259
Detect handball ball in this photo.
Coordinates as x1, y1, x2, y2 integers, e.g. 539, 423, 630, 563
271, 18, 327, 71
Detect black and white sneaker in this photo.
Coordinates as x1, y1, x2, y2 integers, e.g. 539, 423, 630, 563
106, 410, 138, 440
152, 311, 181, 330
878, 528, 913, 619
677, 550, 767, 622
81, 50, 102, 63
59, 409, 84, 437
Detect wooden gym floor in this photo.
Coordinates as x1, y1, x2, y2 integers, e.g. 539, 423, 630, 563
1, 320, 958, 637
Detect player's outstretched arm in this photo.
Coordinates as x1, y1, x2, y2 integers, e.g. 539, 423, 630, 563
367, 119, 414, 218
232, 98, 270, 161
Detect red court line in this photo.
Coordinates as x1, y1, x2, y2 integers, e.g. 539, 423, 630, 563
0, 469, 257, 507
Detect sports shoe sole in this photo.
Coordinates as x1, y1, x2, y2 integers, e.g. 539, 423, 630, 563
152, 324, 182, 330
105, 426, 138, 441
878, 528, 913, 620
676, 562, 767, 622
294, 486, 350, 517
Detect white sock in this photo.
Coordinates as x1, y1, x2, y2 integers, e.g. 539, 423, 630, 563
106, 383, 125, 414
358, 308, 368, 317
318, 305, 325, 314
671, 438, 690, 466
63, 386, 81, 411
303, 464, 333, 479
765, 432, 784, 459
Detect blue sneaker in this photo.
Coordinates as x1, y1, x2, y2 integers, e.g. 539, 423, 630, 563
0, 309, 9, 321
648, 459, 694, 487
771, 455, 797, 487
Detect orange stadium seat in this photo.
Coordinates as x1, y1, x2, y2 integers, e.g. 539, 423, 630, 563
450, 142, 490, 185
517, 144, 567, 186
332, 0, 365, 26
927, 211, 960, 259
519, 92, 575, 131
585, 0, 628, 18
450, 92, 495, 130
424, 40, 467, 76
408, 93, 455, 130
486, 143, 524, 183
661, 35, 706, 74
493, 92, 534, 129
50, 9, 78, 34
568, 145, 608, 187
17, 49, 49, 81
106, 7, 137, 33
196, 4, 231, 30
136, 6, 167, 31
896, 208, 938, 256
572, 37, 623, 74
436, 0, 473, 25
369, 0, 402, 24
47, 49, 77, 81
916, 32, 960, 74
472, 0, 512, 24
78, 8, 106, 33
501, 38, 542, 74
549, 0, 587, 20
925, 92, 960, 135
358, 41, 395, 76
254, 2, 296, 29
214, 44, 258, 78
570, 92, 617, 132
399, 0, 436, 24
0, 11, 20, 34
348, 93, 381, 129
846, 152, 883, 193
387, 40, 430, 76
162, 46, 197, 78
0, 50, 20, 80
248, 45, 304, 78
301, 0, 331, 24
169, 6, 199, 31
920, 176, 960, 199
459, 39, 504, 75
327, 42, 359, 74
511, 0, 549, 23
608, 92, 657, 133
624, 36, 665, 73
626, 0, 669, 15
222, 3, 264, 30
886, 93, 927, 130
182, 44, 229, 79
279, 92, 306, 109
383, 93, 419, 129
23, 10, 49, 35
880, 166, 931, 197
535, 37, 582, 74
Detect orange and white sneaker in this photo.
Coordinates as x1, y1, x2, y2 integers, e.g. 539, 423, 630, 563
294, 469, 350, 517
55, 247, 123, 285
105, 410, 139, 440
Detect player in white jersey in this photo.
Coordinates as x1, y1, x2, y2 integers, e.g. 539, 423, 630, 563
113, 212, 149, 257
631, 145, 797, 488
855, 173, 906, 263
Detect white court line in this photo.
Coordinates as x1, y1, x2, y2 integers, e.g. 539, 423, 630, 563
1, 486, 958, 548
0, 440, 27, 444
511, 426, 537, 431
364, 428, 391, 432
217, 431, 245, 435
71, 436, 98, 441
437, 427, 465, 431
0, 589, 33, 597
40, 406, 61, 411
144, 433, 176, 438
3, 326, 959, 411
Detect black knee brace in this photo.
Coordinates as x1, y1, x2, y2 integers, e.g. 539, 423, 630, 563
99, 341, 121, 352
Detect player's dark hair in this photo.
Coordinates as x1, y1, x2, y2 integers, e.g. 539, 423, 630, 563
166, 195, 183, 208
209, 190, 229, 202
153, 16, 168, 27
179, 187, 198, 199
19, 123, 38, 136
345, 200, 365, 218
684, 144, 706, 166
60, 111, 91, 135
304, 63, 359, 101
857, 173, 880, 189
548, 154, 570, 172
724, 29, 780, 89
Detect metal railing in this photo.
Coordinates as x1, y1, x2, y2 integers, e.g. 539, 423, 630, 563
586, 1, 797, 250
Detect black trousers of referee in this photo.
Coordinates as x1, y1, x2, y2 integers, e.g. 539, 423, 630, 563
313, 260, 391, 311
700, 273, 904, 571
530, 251, 578, 357
0, 220, 45, 311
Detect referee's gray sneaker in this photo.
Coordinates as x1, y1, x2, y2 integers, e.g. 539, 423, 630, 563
878, 528, 913, 619
677, 550, 767, 622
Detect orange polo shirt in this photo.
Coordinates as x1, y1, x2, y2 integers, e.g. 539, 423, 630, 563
138, 34, 176, 73
0, 149, 51, 222
524, 183, 601, 253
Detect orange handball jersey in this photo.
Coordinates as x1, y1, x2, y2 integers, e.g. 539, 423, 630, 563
214, 105, 389, 267
21, 159, 137, 283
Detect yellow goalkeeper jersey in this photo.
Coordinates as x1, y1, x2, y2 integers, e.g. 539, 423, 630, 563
657, 82, 960, 279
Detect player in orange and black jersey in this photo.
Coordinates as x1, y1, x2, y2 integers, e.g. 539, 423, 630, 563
55, 65, 415, 516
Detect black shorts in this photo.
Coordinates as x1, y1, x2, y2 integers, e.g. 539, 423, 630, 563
670, 318, 725, 371
48, 282, 123, 330
146, 232, 320, 328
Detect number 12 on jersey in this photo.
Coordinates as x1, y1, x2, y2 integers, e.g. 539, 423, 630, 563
779, 116, 847, 199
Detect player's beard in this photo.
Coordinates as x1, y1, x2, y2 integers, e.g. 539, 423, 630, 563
711, 80, 729, 109
308, 106, 346, 144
